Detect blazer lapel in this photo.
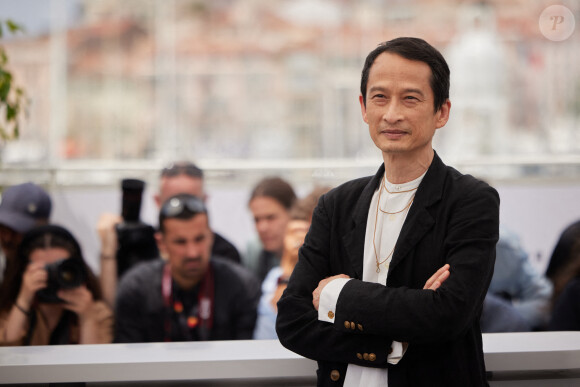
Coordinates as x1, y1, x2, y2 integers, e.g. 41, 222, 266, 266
389, 153, 446, 272
342, 165, 384, 279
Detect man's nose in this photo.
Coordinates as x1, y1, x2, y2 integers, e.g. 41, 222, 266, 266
382, 100, 404, 124
256, 220, 269, 233
185, 242, 200, 257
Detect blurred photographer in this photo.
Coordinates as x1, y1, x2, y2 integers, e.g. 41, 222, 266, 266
0, 225, 112, 346
114, 194, 259, 343
98, 161, 241, 308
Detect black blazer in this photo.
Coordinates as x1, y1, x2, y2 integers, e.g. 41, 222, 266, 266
276, 153, 500, 387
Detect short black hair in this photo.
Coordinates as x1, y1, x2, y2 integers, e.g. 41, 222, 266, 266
161, 161, 204, 179
360, 37, 450, 112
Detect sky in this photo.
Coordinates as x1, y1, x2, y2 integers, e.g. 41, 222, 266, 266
0, 0, 81, 37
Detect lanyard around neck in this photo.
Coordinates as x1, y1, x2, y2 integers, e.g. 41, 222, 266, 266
162, 262, 214, 342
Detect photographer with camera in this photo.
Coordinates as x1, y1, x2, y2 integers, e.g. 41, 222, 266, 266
98, 161, 242, 308
0, 225, 112, 345
114, 194, 259, 343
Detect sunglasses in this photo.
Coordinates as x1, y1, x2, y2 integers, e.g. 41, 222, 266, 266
160, 196, 206, 217
161, 162, 203, 178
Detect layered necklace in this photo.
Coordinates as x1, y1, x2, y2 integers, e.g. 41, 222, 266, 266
372, 177, 418, 273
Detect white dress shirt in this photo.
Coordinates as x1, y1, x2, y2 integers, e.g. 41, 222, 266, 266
318, 172, 425, 386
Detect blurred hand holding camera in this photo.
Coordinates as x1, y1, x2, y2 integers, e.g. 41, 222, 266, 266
97, 213, 122, 259
17, 262, 48, 311
57, 285, 95, 320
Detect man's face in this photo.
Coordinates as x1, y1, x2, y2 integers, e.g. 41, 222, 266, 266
157, 214, 213, 288
155, 175, 205, 207
360, 52, 450, 159
249, 196, 291, 254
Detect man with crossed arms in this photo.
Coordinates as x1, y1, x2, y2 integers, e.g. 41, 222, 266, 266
276, 37, 499, 387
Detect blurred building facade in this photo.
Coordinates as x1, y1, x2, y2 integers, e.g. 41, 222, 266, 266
0, 0, 578, 180
1, 0, 579, 272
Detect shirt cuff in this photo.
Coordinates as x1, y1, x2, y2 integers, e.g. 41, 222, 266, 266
318, 278, 351, 323
387, 341, 408, 364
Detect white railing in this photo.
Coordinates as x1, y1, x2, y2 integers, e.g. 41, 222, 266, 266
1, 332, 580, 386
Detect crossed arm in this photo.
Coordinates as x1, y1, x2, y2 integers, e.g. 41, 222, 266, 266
312, 264, 450, 310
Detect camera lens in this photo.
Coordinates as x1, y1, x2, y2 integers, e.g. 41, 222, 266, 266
37, 258, 87, 303
55, 259, 85, 289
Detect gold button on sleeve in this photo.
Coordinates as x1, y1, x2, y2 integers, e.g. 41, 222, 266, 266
369, 353, 376, 362
356, 353, 363, 360
363, 353, 369, 360
357, 324, 363, 331
330, 370, 340, 382
350, 322, 356, 330
344, 321, 350, 329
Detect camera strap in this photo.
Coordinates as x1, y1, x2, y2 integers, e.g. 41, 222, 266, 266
162, 262, 214, 342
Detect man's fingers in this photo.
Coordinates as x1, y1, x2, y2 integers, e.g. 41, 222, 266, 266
434, 264, 450, 277
312, 274, 350, 311
437, 269, 450, 282
429, 270, 450, 290
424, 264, 450, 290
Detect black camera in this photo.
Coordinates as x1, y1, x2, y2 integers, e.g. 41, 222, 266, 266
36, 258, 87, 303
115, 178, 159, 278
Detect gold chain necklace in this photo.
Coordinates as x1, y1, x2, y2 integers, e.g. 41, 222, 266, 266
373, 179, 415, 273
382, 177, 420, 194
379, 177, 417, 214
379, 195, 415, 215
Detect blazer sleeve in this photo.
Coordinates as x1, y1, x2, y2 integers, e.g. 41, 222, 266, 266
276, 194, 393, 367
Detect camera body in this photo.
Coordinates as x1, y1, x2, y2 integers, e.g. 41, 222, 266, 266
115, 179, 159, 278
36, 258, 87, 303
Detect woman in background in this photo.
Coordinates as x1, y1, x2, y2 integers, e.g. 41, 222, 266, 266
253, 186, 332, 339
246, 176, 297, 282
0, 224, 112, 345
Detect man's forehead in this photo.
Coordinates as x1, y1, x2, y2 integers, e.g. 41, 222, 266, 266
162, 214, 209, 234
369, 52, 432, 82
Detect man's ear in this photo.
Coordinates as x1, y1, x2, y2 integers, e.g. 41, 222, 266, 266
359, 94, 369, 124
435, 99, 451, 129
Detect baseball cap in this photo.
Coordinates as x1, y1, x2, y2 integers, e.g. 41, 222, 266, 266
0, 182, 52, 233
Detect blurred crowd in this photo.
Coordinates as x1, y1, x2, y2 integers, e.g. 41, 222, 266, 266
0, 161, 579, 346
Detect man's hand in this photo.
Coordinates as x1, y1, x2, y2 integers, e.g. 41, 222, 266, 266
97, 213, 122, 258
312, 274, 350, 310
423, 264, 450, 291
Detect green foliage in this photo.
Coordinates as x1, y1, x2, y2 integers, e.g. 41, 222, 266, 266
0, 19, 26, 141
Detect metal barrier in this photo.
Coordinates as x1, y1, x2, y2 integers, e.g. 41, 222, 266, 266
1, 332, 579, 386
